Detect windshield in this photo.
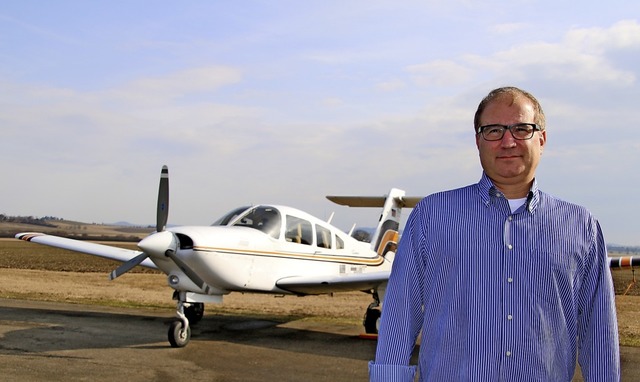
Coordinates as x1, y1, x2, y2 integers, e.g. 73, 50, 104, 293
211, 206, 251, 226
231, 206, 281, 239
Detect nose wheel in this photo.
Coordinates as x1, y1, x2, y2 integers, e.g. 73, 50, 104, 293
168, 297, 193, 347
168, 319, 191, 347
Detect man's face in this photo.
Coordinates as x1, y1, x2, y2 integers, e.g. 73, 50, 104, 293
475, 96, 546, 190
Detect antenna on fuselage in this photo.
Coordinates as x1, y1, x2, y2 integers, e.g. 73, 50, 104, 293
327, 212, 335, 224
348, 223, 356, 236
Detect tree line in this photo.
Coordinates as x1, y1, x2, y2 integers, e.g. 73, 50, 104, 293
0, 214, 61, 227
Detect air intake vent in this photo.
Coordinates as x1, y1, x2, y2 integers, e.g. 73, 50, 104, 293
176, 233, 194, 249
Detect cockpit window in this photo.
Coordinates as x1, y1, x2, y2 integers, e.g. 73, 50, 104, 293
211, 206, 251, 226
316, 225, 332, 249
285, 215, 313, 245
335, 234, 345, 249
231, 206, 281, 239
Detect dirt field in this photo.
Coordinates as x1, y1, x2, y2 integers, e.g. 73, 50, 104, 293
0, 239, 376, 323
0, 268, 374, 323
1, 238, 639, 345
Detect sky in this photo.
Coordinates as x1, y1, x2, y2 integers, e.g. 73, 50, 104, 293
2, 1, 639, 245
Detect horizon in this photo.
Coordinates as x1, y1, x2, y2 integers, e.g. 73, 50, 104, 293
3, 213, 639, 250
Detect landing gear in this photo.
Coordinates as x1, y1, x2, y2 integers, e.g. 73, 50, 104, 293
363, 307, 381, 334
168, 293, 205, 347
184, 302, 204, 324
363, 291, 381, 334
169, 298, 191, 347
168, 319, 191, 347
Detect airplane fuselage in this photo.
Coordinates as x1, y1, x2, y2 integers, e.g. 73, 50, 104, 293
158, 229, 389, 294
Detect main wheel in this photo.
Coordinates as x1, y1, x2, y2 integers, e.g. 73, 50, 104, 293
184, 303, 204, 325
363, 308, 381, 334
168, 320, 191, 348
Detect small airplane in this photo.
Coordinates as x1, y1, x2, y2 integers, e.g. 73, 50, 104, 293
16, 166, 421, 347
15, 166, 640, 347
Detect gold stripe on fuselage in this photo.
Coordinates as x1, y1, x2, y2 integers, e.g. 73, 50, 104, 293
192, 246, 385, 266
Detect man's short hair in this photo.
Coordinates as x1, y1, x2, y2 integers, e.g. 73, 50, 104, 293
473, 86, 546, 131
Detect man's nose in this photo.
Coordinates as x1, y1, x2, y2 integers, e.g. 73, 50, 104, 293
500, 129, 517, 147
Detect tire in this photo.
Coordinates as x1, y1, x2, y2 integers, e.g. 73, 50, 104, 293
363, 308, 381, 334
168, 320, 191, 348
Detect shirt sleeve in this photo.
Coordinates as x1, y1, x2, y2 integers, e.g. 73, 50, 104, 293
369, 361, 417, 382
577, 218, 620, 381
369, 204, 426, 382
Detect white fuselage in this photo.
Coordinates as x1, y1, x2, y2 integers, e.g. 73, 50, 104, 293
143, 205, 391, 296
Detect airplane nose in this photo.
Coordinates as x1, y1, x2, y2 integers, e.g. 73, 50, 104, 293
138, 231, 177, 258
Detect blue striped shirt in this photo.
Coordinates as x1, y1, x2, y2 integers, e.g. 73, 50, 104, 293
370, 173, 619, 381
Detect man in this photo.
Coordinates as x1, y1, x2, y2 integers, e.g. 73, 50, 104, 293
369, 87, 619, 381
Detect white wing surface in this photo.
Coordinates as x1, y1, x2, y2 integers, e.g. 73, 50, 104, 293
276, 271, 390, 295
15, 233, 157, 269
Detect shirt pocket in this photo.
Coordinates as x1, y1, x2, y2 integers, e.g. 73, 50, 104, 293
524, 249, 578, 309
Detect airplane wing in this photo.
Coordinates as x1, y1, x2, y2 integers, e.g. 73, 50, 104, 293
327, 195, 422, 208
15, 233, 157, 269
276, 271, 390, 295
609, 255, 640, 268
278, 255, 638, 296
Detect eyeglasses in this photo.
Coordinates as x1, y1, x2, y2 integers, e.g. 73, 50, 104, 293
477, 123, 541, 141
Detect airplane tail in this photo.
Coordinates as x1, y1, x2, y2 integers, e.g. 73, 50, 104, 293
327, 188, 422, 257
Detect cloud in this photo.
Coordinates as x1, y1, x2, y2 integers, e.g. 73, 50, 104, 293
1, 65, 260, 174
397, 20, 639, 92
565, 19, 640, 52
406, 60, 474, 87
375, 79, 406, 92
480, 20, 639, 85
110, 66, 244, 105
322, 97, 346, 108
2, 8, 639, 244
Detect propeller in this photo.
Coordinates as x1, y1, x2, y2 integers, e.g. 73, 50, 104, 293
109, 165, 211, 293
163, 247, 212, 294
109, 165, 170, 280
109, 253, 148, 280
157, 165, 169, 232
135, 229, 211, 292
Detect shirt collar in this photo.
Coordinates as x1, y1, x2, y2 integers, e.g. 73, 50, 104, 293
477, 172, 540, 213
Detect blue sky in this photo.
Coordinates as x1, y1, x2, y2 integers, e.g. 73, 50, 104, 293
2, 1, 639, 245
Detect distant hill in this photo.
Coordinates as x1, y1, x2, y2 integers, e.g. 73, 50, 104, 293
608, 244, 640, 256
0, 215, 154, 242
2, 215, 639, 252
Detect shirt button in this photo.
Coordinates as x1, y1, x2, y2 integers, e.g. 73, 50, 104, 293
507, 277, 513, 283
506, 351, 512, 357
507, 244, 513, 250
507, 314, 513, 320
508, 216, 513, 221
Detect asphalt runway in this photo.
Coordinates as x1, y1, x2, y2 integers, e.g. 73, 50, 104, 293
1, 298, 638, 381
0, 298, 377, 381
